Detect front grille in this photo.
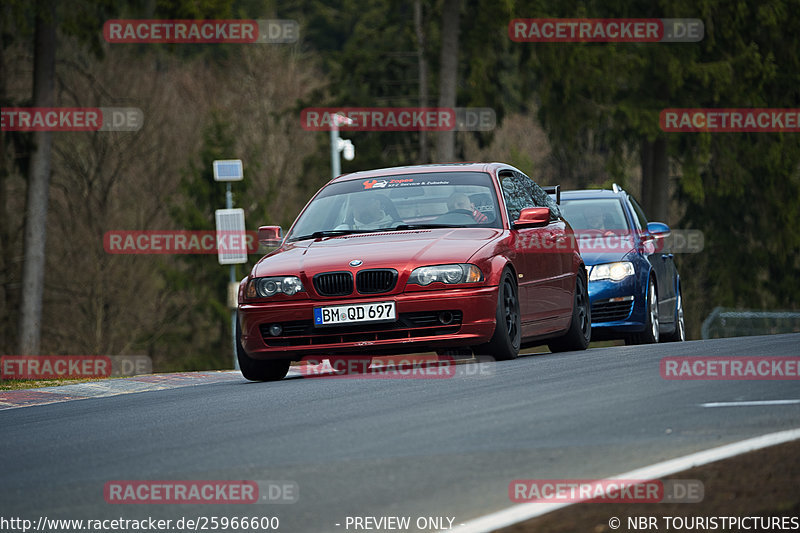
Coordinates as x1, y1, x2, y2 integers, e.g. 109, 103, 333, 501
356, 269, 397, 294
313, 272, 353, 296
591, 299, 633, 322
259, 311, 462, 347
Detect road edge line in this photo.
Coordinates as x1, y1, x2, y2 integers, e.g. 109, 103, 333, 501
447, 427, 800, 533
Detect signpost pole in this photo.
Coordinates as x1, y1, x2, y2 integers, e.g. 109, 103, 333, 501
213, 159, 246, 371
330, 113, 355, 179
330, 121, 340, 179
227, 182, 238, 370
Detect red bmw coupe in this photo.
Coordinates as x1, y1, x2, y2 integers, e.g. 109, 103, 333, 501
237, 163, 590, 381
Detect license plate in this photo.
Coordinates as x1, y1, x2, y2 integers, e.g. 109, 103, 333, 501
313, 301, 396, 326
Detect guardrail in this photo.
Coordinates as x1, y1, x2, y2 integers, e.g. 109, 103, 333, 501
701, 307, 800, 339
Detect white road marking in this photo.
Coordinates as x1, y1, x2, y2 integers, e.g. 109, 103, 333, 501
701, 399, 800, 407
446, 427, 800, 533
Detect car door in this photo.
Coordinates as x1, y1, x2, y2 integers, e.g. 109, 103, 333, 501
528, 177, 574, 319
628, 196, 676, 323
499, 171, 563, 328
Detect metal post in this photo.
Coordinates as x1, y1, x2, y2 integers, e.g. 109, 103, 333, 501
226, 182, 240, 370
330, 120, 340, 179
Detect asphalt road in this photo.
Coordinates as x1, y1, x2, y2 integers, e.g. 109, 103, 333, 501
2, 334, 799, 532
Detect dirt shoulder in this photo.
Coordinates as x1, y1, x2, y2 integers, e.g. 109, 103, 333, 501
498, 439, 800, 533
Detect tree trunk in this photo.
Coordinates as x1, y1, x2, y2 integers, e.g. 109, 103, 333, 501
18, 0, 56, 355
414, 0, 429, 163
650, 137, 669, 222
640, 138, 653, 214
640, 137, 669, 222
436, 0, 460, 162
0, 4, 9, 350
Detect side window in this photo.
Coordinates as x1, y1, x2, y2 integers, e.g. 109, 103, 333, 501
500, 172, 535, 222
516, 171, 562, 219
628, 196, 648, 230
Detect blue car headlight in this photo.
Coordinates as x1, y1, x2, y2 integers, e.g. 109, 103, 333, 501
589, 262, 634, 282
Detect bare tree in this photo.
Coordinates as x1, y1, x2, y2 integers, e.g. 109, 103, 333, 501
414, 0, 429, 163
436, 0, 460, 162
18, 0, 56, 355
640, 137, 669, 221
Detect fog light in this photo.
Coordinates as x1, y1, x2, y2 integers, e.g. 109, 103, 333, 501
438, 311, 454, 325
269, 324, 283, 336
608, 296, 634, 303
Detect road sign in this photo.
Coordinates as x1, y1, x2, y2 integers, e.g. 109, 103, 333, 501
213, 159, 244, 182
214, 208, 247, 265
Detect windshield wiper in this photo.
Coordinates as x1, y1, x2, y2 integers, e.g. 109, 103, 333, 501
390, 223, 460, 230
290, 229, 373, 242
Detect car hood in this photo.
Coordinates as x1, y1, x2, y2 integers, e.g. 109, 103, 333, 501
580, 250, 632, 266
253, 228, 503, 277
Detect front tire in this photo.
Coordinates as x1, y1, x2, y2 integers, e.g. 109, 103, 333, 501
236, 317, 291, 382
627, 277, 659, 345
548, 272, 591, 352
474, 269, 521, 361
661, 288, 685, 342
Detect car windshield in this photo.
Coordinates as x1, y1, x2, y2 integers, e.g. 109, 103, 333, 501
560, 198, 630, 232
287, 171, 502, 240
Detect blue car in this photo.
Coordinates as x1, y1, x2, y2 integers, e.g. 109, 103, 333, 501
557, 185, 685, 344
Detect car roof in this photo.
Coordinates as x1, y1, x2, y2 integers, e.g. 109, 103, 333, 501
330, 162, 511, 183
560, 189, 625, 200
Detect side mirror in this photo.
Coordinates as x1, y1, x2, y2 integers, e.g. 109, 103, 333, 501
646, 222, 671, 239
513, 207, 550, 228
258, 226, 283, 247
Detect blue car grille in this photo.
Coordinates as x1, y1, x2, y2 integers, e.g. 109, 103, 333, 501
591, 299, 633, 322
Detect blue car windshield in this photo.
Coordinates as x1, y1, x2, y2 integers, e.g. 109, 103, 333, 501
287, 172, 502, 240
560, 199, 630, 232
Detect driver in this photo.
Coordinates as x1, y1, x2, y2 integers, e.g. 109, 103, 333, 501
447, 192, 488, 223
447, 192, 472, 211
583, 205, 606, 231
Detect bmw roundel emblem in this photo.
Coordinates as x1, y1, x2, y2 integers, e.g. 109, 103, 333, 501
349, 259, 363, 267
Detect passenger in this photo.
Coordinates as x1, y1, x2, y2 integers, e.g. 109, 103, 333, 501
348, 196, 395, 230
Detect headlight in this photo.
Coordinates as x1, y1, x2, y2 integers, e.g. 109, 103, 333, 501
408, 264, 483, 286
245, 276, 305, 298
588, 262, 635, 282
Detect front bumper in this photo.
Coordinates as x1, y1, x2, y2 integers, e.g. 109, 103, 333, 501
587, 276, 647, 334
239, 286, 498, 360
